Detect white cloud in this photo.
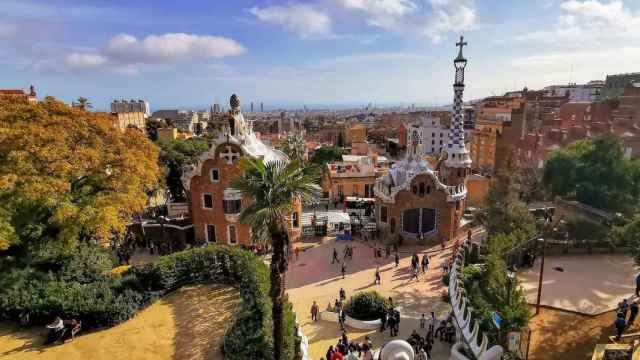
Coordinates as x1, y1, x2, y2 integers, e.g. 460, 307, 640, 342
248, 4, 332, 39
64, 53, 108, 69
337, 0, 476, 43
519, 0, 640, 46
63, 32, 246, 74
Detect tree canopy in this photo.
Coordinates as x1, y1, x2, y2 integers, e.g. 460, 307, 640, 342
0, 97, 161, 254
157, 137, 210, 202
543, 134, 640, 213
310, 145, 344, 166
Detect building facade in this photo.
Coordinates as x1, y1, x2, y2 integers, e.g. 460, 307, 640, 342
182, 95, 302, 246
0, 86, 37, 103
374, 37, 472, 246
321, 156, 377, 201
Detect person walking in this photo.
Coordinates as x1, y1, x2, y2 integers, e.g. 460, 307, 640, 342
294, 246, 300, 261
395, 251, 400, 268
619, 298, 630, 318
332, 248, 340, 264
429, 312, 437, 333
420, 313, 426, 330
341, 263, 347, 279
375, 266, 381, 285
411, 264, 420, 282
311, 301, 319, 321
387, 311, 396, 337
393, 309, 400, 336
421, 254, 429, 273
339, 288, 346, 302
615, 312, 627, 340
629, 301, 639, 326
326, 345, 336, 360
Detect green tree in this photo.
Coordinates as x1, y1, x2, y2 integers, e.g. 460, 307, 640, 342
310, 145, 344, 166
145, 118, 168, 141
157, 138, 209, 202
0, 97, 161, 254
611, 214, 640, 264
233, 158, 318, 360
543, 134, 640, 213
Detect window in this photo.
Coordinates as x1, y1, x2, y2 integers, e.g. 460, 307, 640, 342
292, 212, 299, 227
211, 168, 220, 182
440, 133, 443, 137
203, 193, 213, 209
390, 218, 396, 234
426, 185, 431, 194
432, 132, 435, 137
352, 184, 359, 196
419, 183, 425, 197
365, 184, 373, 197
412, 185, 418, 194
206, 224, 216, 243
431, 140, 435, 145
223, 199, 242, 214
380, 206, 388, 223
228, 225, 237, 244
439, 140, 443, 145
337, 184, 344, 196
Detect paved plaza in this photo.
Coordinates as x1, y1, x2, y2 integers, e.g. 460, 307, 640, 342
287, 236, 460, 359
518, 254, 638, 315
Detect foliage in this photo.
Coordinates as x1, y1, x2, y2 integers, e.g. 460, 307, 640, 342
565, 215, 609, 242
0, 97, 161, 252
462, 243, 530, 343
157, 137, 209, 202
611, 214, 640, 264
543, 134, 640, 213
145, 118, 168, 141
482, 155, 536, 239
343, 291, 390, 321
281, 132, 307, 164
310, 146, 344, 166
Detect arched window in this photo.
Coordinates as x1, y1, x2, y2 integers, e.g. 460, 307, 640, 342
419, 183, 425, 197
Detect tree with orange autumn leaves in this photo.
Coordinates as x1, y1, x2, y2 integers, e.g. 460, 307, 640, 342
0, 97, 160, 254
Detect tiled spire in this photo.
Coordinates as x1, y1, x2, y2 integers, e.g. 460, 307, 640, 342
445, 36, 472, 168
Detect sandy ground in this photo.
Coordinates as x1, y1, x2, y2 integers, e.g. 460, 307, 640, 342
0, 284, 240, 360
526, 306, 636, 360
518, 254, 638, 315
288, 236, 463, 360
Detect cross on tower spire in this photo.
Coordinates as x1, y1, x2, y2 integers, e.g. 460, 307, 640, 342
456, 36, 467, 59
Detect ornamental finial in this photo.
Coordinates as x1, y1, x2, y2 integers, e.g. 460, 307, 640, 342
456, 36, 467, 59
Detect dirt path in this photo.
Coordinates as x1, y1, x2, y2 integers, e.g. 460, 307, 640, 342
0, 284, 240, 360
527, 307, 629, 360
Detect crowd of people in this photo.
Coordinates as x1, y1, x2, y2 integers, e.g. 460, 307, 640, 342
322, 334, 375, 360
614, 293, 640, 340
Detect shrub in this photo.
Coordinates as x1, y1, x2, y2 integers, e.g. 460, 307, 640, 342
344, 291, 390, 321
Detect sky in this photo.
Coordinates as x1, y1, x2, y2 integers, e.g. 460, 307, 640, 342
1, 0, 639, 110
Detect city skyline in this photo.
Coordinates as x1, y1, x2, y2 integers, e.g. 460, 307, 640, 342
2, 0, 640, 110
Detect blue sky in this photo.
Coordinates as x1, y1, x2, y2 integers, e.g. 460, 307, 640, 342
1, 0, 639, 110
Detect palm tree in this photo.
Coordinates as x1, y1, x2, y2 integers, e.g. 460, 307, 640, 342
234, 158, 318, 359
281, 132, 307, 164
74, 97, 92, 110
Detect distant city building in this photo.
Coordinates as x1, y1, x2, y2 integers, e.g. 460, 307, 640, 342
260, 102, 264, 112
111, 99, 150, 117
543, 82, 602, 102
250, 102, 254, 112
601, 72, 640, 99
321, 155, 377, 201
0, 85, 37, 104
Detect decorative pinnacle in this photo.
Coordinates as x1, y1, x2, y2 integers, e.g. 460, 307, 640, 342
456, 36, 467, 60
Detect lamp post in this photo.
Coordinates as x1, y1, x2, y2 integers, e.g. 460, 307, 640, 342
506, 270, 515, 307
535, 237, 546, 315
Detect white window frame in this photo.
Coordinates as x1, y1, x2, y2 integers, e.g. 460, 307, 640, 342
205, 224, 216, 243
202, 193, 214, 209
211, 168, 220, 182
227, 225, 238, 245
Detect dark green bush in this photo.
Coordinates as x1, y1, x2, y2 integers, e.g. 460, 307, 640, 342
344, 291, 390, 321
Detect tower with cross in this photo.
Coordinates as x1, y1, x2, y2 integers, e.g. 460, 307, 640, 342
444, 35, 472, 172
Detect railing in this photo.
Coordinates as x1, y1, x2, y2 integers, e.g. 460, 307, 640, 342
449, 243, 504, 360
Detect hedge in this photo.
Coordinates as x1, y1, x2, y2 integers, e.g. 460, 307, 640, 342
0, 246, 300, 360
343, 291, 390, 321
